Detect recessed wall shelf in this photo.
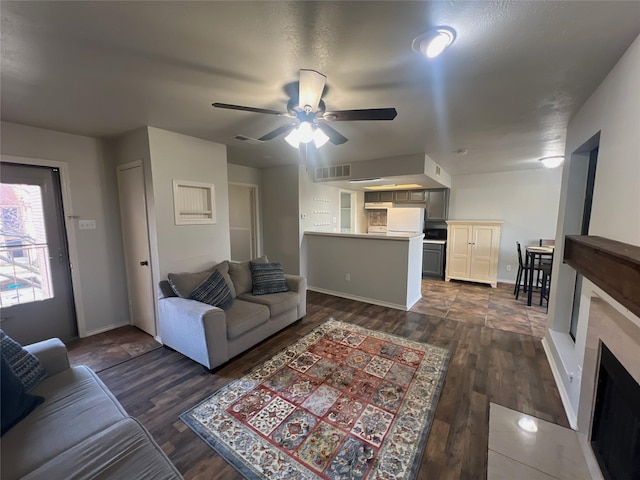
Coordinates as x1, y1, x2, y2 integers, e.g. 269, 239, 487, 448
173, 180, 216, 225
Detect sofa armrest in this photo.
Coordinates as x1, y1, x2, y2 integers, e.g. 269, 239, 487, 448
285, 274, 307, 318
24, 338, 70, 377
158, 297, 229, 369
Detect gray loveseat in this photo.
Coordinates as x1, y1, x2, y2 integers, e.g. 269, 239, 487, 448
1, 338, 182, 479
158, 258, 307, 370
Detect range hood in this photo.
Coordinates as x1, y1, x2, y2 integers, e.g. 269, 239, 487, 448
364, 202, 394, 209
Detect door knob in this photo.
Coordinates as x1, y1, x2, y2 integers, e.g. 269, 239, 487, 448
139, 261, 149, 266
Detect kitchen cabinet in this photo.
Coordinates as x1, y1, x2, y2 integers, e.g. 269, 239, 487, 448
425, 189, 449, 221
445, 221, 502, 287
395, 190, 426, 203
365, 191, 394, 202
422, 242, 445, 279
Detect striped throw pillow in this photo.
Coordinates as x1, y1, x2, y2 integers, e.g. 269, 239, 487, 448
250, 262, 289, 295
0, 330, 47, 392
189, 270, 234, 311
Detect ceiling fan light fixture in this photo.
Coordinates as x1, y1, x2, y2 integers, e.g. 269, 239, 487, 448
412, 27, 456, 59
539, 155, 564, 168
285, 128, 300, 148
297, 121, 314, 143
313, 127, 330, 148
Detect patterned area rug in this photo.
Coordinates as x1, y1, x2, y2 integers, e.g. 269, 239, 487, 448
181, 319, 450, 479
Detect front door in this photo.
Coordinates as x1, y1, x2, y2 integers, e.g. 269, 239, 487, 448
0, 163, 77, 344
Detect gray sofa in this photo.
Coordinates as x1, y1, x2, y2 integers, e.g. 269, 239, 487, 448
158, 259, 307, 370
1, 339, 182, 480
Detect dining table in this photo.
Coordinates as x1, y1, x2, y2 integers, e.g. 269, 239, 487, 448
525, 245, 555, 307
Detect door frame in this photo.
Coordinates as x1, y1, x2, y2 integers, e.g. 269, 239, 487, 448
228, 182, 261, 258
0, 154, 86, 336
116, 160, 157, 335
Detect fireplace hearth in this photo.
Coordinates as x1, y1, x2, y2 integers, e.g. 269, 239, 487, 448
590, 343, 640, 480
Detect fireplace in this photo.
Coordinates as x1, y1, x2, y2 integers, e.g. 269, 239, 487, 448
590, 342, 640, 479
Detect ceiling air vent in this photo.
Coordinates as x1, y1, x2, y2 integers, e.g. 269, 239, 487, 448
314, 164, 351, 182
436, 165, 441, 176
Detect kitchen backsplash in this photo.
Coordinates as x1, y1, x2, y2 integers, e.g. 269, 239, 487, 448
368, 210, 387, 226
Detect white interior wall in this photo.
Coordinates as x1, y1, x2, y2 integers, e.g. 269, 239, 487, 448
545, 34, 640, 427
147, 127, 230, 278
0, 121, 130, 335
449, 168, 563, 283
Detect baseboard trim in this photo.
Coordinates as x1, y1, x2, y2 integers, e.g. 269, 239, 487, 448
308, 286, 410, 311
83, 322, 130, 338
542, 336, 578, 429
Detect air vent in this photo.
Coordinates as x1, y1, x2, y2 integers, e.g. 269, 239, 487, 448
233, 135, 264, 144
314, 164, 351, 182
436, 165, 441, 176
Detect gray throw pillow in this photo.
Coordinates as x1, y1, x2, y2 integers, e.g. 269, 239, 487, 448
1, 356, 44, 436
250, 261, 289, 295
0, 330, 47, 392
189, 270, 234, 311
229, 255, 268, 295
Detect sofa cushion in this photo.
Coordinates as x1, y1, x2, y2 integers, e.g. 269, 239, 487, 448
1, 365, 128, 479
224, 300, 270, 340
1, 356, 44, 436
168, 261, 236, 299
22, 418, 182, 480
250, 261, 289, 295
237, 290, 299, 317
228, 255, 268, 295
189, 270, 233, 311
1, 330, 47, 392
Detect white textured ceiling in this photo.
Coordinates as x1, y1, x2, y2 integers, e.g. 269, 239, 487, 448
1, 1, 639, 176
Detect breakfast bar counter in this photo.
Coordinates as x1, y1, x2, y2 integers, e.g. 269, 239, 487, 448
303, 231, 424, 310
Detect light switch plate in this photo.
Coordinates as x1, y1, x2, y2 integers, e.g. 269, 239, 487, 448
79, 219, 96, 230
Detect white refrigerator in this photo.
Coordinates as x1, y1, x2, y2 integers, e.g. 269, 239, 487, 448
386, 208, 424, 233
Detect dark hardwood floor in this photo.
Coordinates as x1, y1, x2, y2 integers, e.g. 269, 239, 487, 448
97, 285, 568, 480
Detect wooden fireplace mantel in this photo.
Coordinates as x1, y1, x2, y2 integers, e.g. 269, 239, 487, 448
564, 235, 640, 318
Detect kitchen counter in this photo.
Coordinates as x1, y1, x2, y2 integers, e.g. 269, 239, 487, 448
303, 231, 423, 310
305, 231, 424, 241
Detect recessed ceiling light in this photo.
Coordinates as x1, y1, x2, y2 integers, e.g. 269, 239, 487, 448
539, 156, 564, 168
517, 417, 539, 433
412, 27, 456, 59
349, 178, 382, 184
454, 148, 468, 155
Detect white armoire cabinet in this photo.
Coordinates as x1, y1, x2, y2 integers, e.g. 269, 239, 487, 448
445, 220, 503, 287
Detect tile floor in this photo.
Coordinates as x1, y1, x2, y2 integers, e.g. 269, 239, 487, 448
412, 279, 549, 338
66, 325, 161, 372
488, 403, 592, 479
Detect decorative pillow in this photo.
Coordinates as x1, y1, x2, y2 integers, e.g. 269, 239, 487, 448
250, 261, 289, 295
168, 261, 236, 299
189, 270, 234, 311
0, 330, 47, 392
1, 355, 44, 436
229, 255, 269, 295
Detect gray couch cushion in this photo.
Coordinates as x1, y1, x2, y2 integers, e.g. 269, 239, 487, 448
228, 255, 268, 295
225, 300, 270, 340
237, 291, 299, 317
22, 418, 182, 480
1, 365, 127, 479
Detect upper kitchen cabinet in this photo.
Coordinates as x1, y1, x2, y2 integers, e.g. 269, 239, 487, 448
364, 191, 394, 202
425, 189, 449, 221
394, 190, 426, 203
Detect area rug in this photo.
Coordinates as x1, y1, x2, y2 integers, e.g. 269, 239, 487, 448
180, 319, 450, 479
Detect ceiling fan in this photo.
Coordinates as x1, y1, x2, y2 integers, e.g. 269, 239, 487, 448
213, 69, 397, 148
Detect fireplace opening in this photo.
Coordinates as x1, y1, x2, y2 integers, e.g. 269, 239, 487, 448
590, 342, 640, 480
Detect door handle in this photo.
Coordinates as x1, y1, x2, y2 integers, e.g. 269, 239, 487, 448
140, 261, 149, 266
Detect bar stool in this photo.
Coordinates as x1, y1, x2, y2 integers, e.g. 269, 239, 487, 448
514, 242, 542, 299
539, 252, 553, 312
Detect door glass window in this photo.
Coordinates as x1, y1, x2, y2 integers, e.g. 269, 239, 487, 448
0, 183, 53, 307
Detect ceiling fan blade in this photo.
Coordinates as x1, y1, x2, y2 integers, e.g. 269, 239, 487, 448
316, 123, 348, 145
212, 102, 284, 116
258, 123, 296, 141
298, 69, 326, 112
322, 108, 397, 121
